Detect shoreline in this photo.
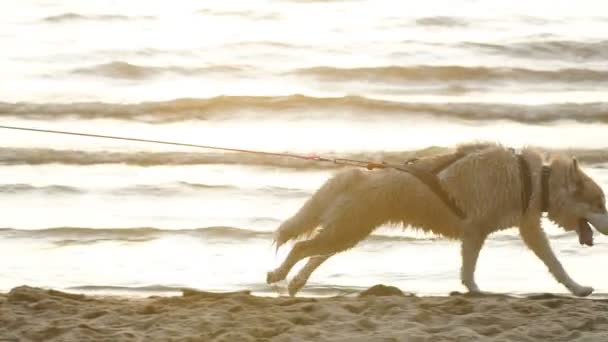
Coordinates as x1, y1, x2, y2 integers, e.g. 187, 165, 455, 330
2, 284, 607, 341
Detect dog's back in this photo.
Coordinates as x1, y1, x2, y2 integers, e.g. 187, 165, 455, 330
439, 144, 534, 230
275, 143, 531, 246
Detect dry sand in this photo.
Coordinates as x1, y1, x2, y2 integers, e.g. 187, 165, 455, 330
1, 284, 607, 341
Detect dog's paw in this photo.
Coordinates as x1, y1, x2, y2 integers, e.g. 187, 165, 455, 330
572, 286, 594, 297
266, 271, 276, 284
463, 282, 480, 294
287, 277, 306, 297
465, 290, 488, 297
266, 270, 285, 284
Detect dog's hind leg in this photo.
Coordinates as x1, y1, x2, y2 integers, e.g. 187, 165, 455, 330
519, 223, 593, 297
273, 210, 319, 251
274, 169, 364, 250
460, 230, 489, 293
266, 239, 316, 284
287, 255, 331, 296
267, 222, 374, 285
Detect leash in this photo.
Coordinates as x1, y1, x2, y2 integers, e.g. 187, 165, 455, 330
0, 124, 390, 170
0, 124, 469, 219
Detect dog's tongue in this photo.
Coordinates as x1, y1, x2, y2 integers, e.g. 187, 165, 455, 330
577, 219, 594, 246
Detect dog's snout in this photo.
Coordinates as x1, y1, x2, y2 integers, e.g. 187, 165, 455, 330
587, 213, 608, 235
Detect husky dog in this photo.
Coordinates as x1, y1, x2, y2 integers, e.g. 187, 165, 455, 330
266, 144, 608, 297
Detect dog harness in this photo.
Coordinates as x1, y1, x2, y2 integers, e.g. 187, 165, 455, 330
517, 155, 532, 214
540, 165, 551, 212
518, 154, 551, 214
398, 151, 467, 219
399, 149, 552, 220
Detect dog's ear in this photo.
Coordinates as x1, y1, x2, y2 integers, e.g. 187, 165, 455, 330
568, 158, 584, 190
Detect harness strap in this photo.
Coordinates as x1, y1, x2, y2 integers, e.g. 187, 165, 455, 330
541, 166, 551, 213
430, 151, 466, 174
399, 151, 467, 219
399, 165, 467, 219
518, 155, 532, 214
518, 154, 551, 215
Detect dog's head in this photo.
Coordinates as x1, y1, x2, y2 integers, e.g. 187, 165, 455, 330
549, 158, 607, 246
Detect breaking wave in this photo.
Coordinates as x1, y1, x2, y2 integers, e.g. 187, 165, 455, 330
466, 40, 608, 61
415, 16, 469, 27
223, 40, 303, 49
113, 183, 310, 198
0, 226, 444, 245
1, 146, 607, 167
0, 184, 82, 195
3, 96, 608, 123
284, 0, 365, 3
112, 182, 236, 196
294, 65, 608, 83
65, 284, 364, 296
0, 226, 268, 241
72, 61, 249, 80
0, 146, 446, 168
66, 285, 188, 293
197, 9, 280, 21
42, 13, 155, 23
0, 181, 311, 198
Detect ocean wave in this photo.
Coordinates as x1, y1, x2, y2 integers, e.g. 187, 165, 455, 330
294, 65, 608, 83
0, 180, 311, 198
3, 96, 608, 123
197, 9, 280, 20
284, 0, 364, 3
466, 40, 608, 61
260, 186, 312, 198
114, 183, 310, 198
114, 182, 237, 196
223, 40, 303, 49
0, 146, 445, 168
65, 283, 364, 296
0, 147, 338, 168
0, 226, 570, 246
0, 226, 269, 243
0, 226, 443, 246
42, 13, 155, 23
66, 285, 186, 293
416, 16, 469, 27
72, 61, 249, 80
1, 147, 608, 168
0, 183, 82, 195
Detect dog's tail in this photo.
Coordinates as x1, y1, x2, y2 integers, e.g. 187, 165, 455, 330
273, 169, 362, 250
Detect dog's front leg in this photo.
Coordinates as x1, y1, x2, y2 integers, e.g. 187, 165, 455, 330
460, 230, 488, 293
519, 224, 593, 297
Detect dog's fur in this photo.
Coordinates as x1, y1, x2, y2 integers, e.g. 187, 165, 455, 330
266, 143, 608, 297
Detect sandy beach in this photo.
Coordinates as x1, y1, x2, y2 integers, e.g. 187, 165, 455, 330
1, 285, 607, 341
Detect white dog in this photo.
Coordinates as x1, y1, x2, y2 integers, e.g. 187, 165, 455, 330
266, 143, 608, 297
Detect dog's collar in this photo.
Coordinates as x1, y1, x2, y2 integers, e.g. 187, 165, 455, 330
541, 165, 551, 213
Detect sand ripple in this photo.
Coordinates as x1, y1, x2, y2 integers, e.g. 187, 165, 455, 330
2, 285, 608, 341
